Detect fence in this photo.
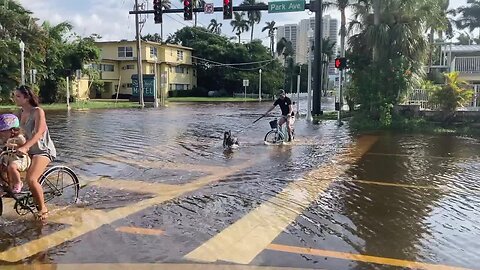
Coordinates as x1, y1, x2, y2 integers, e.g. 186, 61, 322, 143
404, 86, 480, 110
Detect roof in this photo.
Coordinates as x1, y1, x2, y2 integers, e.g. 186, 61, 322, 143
446, 45, 480, 53
95, 40, 193, 51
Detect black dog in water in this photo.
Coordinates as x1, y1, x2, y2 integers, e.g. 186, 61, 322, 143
223, 130, 239, 150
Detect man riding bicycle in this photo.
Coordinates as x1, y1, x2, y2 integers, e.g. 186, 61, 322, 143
263, 89, 294, 142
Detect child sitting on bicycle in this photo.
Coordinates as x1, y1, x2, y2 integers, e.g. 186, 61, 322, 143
0, 114, 31, 193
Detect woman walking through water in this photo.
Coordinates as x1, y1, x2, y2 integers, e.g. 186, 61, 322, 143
14, 85, 56, 220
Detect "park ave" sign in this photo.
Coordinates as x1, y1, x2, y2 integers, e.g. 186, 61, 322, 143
268, 0, 305, 13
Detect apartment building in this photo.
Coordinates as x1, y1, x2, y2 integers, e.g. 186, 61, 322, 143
73, 40, 197, 100
276, 15, 339, 74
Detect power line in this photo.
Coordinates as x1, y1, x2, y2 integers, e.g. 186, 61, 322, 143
192, 55, 276, 71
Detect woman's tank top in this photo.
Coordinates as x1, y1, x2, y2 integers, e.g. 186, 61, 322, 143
20, 107, 56, 159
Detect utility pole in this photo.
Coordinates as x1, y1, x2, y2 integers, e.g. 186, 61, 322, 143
135, 0, 145, 107
312, 0, 323, 115
307, 30, 313, 121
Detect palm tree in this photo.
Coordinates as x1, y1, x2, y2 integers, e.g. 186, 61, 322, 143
230, 12, 249, 44
208, 19, 222, 34
240, 0, 266, 42
262, 21, 277, 56
348, 0, 432, 110
178, 0, 205, 26
456, 0, 480, 38
160, 0, 171, 42
276, 37, 294, 90
324, 0, 354, 110
321, 37, 336, 94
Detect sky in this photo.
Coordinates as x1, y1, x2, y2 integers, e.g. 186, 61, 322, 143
16, 0, 468, 46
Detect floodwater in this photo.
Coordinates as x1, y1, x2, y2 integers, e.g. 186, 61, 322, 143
0, 97, 479, 269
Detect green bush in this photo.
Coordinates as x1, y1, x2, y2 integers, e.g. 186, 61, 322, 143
427, 72, 474, 113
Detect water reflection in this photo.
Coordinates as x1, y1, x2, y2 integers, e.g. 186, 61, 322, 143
0, 100, 478, 269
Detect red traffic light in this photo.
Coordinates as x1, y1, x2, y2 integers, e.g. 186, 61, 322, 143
335, 57, 347, 70
223, 0, 233, 19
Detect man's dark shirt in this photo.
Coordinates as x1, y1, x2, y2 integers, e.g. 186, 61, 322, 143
273, 97, 292, 116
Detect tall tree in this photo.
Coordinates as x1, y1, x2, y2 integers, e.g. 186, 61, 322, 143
456, 0, 480, 38
240, 0, 266, 42
208, 19, 222, 34
276, 37, 294, 90
230, 12, 250, 44
262, 21, 277, 56
159, 0, 171, 42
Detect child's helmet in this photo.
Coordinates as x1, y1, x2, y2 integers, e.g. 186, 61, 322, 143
0, 114, 20, 131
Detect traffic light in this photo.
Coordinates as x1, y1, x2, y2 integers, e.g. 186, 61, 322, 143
153, 0, 162, 24
223, 0, 233, 20
334, 57, 347, 70
184, 0, 193, 20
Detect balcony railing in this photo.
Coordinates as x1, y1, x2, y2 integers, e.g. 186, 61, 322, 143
453, 56, 480, 73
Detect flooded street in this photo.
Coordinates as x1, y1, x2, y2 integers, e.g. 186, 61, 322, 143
0, 99, 479, 269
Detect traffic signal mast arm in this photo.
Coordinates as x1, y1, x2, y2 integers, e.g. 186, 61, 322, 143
130, 3, 312, 14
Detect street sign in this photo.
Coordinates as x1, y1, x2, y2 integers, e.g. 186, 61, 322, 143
243, 79, 249, 87
204, 3, 214, 14
131, 74, 155, 97
268, 0, 305, 13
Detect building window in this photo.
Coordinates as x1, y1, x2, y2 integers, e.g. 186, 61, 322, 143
102, 64, 114, 72
170, 84, 189, 90
125, 64, 135, 70
193, 69, 196, 76
175, 66, 185, 73
150, 47, 158, 58
126, 83, 133, 88
118, 46, 133, 58
177, 50, 184, 60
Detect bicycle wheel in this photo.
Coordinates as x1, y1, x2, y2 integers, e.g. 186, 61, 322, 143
39, 166, 79, 207
264, 130, 283, 145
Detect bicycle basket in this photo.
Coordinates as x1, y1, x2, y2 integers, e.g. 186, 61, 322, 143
269, 120, 278, 129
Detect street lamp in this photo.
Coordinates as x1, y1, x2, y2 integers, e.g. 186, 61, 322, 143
19, 40, 25, 85
258, 69, 262, 102
153, 55, 159, 108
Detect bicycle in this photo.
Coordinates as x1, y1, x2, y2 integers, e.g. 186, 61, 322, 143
264, 117, 295, 145
0, 149, 80, 219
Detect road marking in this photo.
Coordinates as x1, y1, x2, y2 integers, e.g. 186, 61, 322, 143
90, 177, 180, 195
351, 180, 439, 190
115, 226, 164, 236
266, 244, 472, 270
351, 179, 480, 194
0, 263, 322, 270
365, 152, 478, 160
0, 161, 255, 262
184, 135, 378, 264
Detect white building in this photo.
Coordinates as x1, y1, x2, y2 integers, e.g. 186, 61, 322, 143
276, 15, 339, 74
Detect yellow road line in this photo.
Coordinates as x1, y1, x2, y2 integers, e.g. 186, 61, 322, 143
115, 226, 164, 236
184, 135, 378, 264
351, 180, 440, 190
90, 178, 180, 195
266, 244, 472, 270
0, 161, 255, 262
108, 156, 228, 173
2, 263, 321, 270
365, 152, 476, 160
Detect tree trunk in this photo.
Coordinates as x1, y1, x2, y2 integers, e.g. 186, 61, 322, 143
251, 23, 254, 42
373, 0, 380, 61
195, 13, 197, 27
238, 33, 241, 44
